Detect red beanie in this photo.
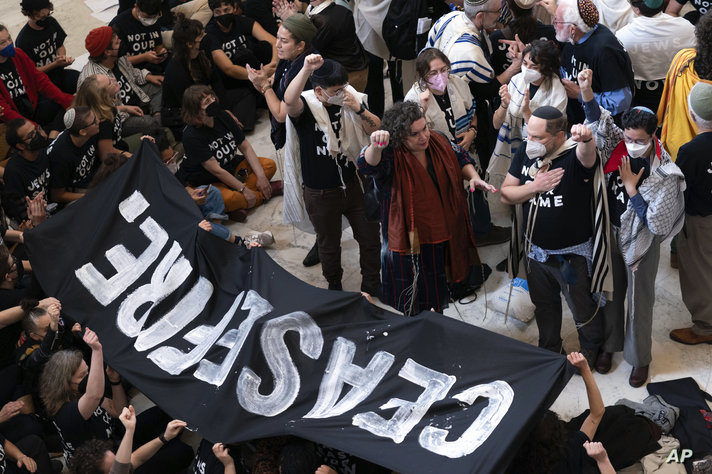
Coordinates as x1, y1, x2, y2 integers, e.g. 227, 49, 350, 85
85, 26, 114, 58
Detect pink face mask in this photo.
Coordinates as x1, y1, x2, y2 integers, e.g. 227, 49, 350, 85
427, 72, 449, 93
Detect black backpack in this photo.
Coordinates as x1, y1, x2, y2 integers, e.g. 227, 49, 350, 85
382, 0, 430, 60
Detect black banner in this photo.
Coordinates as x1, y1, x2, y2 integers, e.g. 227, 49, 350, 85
25, 143, 572, 474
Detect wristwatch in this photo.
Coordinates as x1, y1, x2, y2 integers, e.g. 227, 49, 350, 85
356, 103, 366, 115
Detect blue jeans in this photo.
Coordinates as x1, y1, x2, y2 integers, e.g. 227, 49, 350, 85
199, 186, 231, 242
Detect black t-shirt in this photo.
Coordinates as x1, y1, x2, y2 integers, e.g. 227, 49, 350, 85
110, 9, 165, 74
53, 400, 115, 463
675, 0, 712, 15
508, 145, 597, 249
311, 4, 368, 72
607, 155, 649, 227
560, 25, 634, 123
0, 59, 33, 118
292, 97, 357, 189
3, 150, 51, 222
47, 131, 99, 190
433, 92, 457, 139
553, 430, 596, 474
204, 15, 259, 89
113, 63, 141, 107
15, 17, 67, 69
178, 110, 246, 186
98, 109, 123, 146
489, 23, 556, 76
677, 131, 712, 216
633, 79, 665, 112
0, 323, 22, 369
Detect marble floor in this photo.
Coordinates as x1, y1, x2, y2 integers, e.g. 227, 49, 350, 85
5, 1, 712, 468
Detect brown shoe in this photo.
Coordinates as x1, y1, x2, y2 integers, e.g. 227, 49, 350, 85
474, 225, 511, 247
270, 180, 284, 197
629, 365, 649, 388
670, 252, 679, 269
670, 327, 712, 345
595, 351, 613, 374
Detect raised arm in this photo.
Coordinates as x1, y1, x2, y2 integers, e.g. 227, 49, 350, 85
78, 328, 105, 420
284, 53, 324, 118
571, 123, 597, 169
131, 419, 187, 468
363, 130, 390, 167
568, 352, 605, 441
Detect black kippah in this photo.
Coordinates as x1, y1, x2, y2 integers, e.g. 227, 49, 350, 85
312, 59, 340, 81
532, 106, 563, 120
21, 0, 50, 11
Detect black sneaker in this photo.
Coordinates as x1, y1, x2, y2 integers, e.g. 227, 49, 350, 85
328, 281, 342, 291
303, 241, 320, 267
361, 281, 382, 299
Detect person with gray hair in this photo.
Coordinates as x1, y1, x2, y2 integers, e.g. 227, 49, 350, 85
669, 81, 712, 345
551, 0, 634, 124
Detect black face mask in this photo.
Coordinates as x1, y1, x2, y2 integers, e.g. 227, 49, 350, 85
25, 133, 49, 151
36, 16, 50, 28
216, 13, 235, 28
205, 101, 221, 117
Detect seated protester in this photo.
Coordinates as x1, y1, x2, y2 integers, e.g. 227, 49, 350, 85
0, 431, 51, 474
71, 406, 191, 474
580, 68, 686, 387
489, 0, 556, 77
615, 0, 696, 111
0, 23, 73, 137
3, 118, 51, 223
305, 0, 369, 92
47, 106, 100, 204
205, 0, 278, 131
79, 27, 162, 137
110, 0, 169, 76
0, 246, 32, 312
73, 75, 133, 160
177, 85, 281, 220
0, 250, 32, 369
162, 14, 223, 140
15, 0, 79, 94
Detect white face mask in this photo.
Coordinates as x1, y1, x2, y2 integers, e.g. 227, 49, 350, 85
521, 66, 542, 84
322, 88, 344, 106
625, 141, 650, 158
526, 139, 548, 159
138, 14, 158, 26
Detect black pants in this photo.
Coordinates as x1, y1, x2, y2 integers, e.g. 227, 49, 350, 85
47, 68, 80, 94
525, 255, 603, 353
303, 178, 381, 287
5, 434, 51, 474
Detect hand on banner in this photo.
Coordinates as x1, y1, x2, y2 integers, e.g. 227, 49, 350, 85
213, 443, 235, 467
106, 366, 121, 384
566, 352, 590, 373
164, 419, 187, 441
315, 466, 338, 474
38, 296, 60, 309
83, 327, 102, 351
72, 323, 82, 334
360, 292, 374, 304
198, 220, 213, 233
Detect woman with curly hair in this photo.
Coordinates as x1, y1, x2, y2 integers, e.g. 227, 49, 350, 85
358, 101, 496, 315
657, 11, 712, 159
73, 74, 131, 161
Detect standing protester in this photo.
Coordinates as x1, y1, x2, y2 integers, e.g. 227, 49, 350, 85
16, 0, 79, 94
3, 118, 51, 223
0, 24, 73, 136
284, 54, 381, 294
79, 26, 163, 137
359, 101, 493, 314
110, 0, 169, 76
205, 0, 278, 131
581, 69, 685, 386
615, 0, 696, 112
551, 0, 634, 124
669, 82, 712, 345
500, 106, 609, 366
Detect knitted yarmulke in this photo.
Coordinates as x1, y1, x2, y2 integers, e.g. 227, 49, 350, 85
689, 82, 712, 121
577, 0, 599, 28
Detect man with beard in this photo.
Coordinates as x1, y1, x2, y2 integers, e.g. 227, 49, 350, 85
551, 0, 634, 124
500, 106, 609, 367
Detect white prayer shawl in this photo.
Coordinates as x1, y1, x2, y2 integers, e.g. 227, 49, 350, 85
615, 14, 696, 82
282, 86, 369, 231
425, 11, 494, 84
404, 74, 476, 141
593, 0, 635, 33
306, 0, 335, 18
352, 0, 390, 59
586, 105, 686, 269
487, 72, 568, 186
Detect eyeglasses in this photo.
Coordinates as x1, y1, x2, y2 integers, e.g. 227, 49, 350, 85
23, 124, 41, 143
0, 36, 12, 48
552, 19, 574, 26
83, 116, 99, 129
424, 66, 450, 79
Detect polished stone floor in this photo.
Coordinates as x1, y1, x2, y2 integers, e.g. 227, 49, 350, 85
5, 2, 712, 470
